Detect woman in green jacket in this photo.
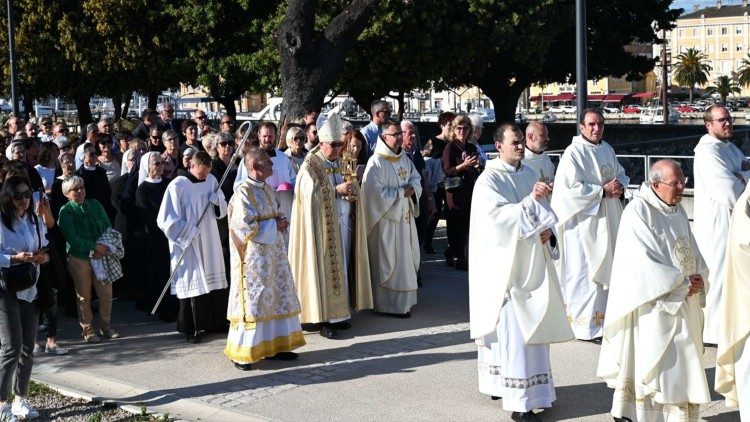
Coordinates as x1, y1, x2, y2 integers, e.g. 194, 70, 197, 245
58, 175, 118, 343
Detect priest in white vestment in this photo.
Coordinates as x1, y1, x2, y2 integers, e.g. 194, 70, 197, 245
522, 122, 555, 182
225, 147, 305, 371
234, 122, 297, 246
716, 183, 750, 420
597, 160, 710, 421
157, 151, 229, 343
361, 121, 421, 317
692, 104, 750, 345
551, 109, 629, 341
288, 114, 372, 340
470, 123, 573, 422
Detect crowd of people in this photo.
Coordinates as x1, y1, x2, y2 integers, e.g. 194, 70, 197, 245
0, 100, 747, 421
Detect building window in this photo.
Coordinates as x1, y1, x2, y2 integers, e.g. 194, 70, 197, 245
707, 28, 714, 35
722, 43, 728, 52
737, 43, 743, 52
693, 28, 698, 36
737, 26, 743, 34
679, 29, 684, 36
707, 44, 714, 53
722, 27, 728, 35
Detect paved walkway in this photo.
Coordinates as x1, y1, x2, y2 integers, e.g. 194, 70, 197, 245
31, 228, 741, 421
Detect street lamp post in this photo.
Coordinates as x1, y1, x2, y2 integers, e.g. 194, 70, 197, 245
6, 0, 20, 116
575, 0, 588, 133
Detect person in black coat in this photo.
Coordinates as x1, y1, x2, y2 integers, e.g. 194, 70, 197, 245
110, 149, 142, 300
75, 144, 115, 223
135, 152, 177, 321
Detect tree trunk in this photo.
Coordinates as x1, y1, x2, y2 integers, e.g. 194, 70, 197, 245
218, 97, 237, 120
74, 95, 94, 134
276, 0, 378, 128
21, 96, 33, 122
121, 96, 131, 120
147, 92, 159, 110
394, 91, 405, 120
113, 96, 122, 123
479, 82, 527, 123
688, 87, 693, 104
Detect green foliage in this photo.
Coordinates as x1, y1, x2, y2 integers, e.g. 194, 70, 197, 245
736, 54, 750, 88
673, 48, 712, 102
707, 75, 741, 102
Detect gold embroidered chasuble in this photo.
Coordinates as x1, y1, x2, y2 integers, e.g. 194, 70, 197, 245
227, 179, 302, 326
289, 148, 373, 323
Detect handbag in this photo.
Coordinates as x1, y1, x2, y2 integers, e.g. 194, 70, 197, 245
0, 215, 41, 293
444, 176, 463, 192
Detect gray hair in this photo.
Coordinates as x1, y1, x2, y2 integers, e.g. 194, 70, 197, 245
61, 175, 84, 195
161, 129, 179, 142
158, 102, 174, 112
650, 159, 681, 182
341, 120, 354, 134
400, 119, 416, 130
202, 132, 219, 158
244, 147, 270, 171
468, 115, 483, 133
370, 100, 390, 116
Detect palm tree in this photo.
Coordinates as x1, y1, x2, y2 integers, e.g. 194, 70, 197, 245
737, 54, 750, 88
673, 48, 712, 102
707, 75, 741, 103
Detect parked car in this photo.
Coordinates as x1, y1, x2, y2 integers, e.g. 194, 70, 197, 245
548, 105, 564, 113
622, 105, 642, 114
602, 106, 620, 114
675, 105, 695, 113
561, 105, 577, 114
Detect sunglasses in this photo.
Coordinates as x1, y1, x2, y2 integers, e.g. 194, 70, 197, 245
195, 115, 206, 120
218, 141, 233, 147
292, 136, 305, 142
12, 190, 32, 200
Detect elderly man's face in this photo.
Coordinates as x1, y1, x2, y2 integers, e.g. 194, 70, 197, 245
580, 112, 604, 144
526, 125, 549, 153
705, 106, 733, 141
194, 111, 207, 126
653, 165, 686, 206
53, 124, 68, 138
160, 105, 174, 122
319, 140, 344, 161
98, 121, 112, 134
11, 144, 25, 161
401, 124, 417, 152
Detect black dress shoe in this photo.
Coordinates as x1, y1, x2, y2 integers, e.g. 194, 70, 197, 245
186, 333, 202, 344
511, 410, 541, 422
455, 258, 468, 271
614, 417, 633, 422
330, 321, 351, 330
393, 312, 411, 319
320, 324, 338, 339
266, 352, 299, 361
589, 337, 602, 345
444, 249, 455, 267
424, 244, 435, 254
234, 362, 253, 371
490, 395, 501, 401
301, 323, 321, 332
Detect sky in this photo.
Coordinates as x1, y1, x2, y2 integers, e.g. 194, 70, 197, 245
671, 0, 736, 11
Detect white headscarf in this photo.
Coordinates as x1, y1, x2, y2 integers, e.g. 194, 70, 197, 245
138, 151, 161, 186
121, 149, 132, 175
5, 141, 23, 160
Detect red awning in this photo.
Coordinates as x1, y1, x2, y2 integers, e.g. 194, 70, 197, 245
631, 92, 654, 99
529, 96, 541, 101
588, 94, 606, 101
603, 93, 627, 102
557, 92, 576, 101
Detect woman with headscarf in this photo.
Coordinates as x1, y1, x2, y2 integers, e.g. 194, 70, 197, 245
135, 152, 176, 320
112, 148, 143, 302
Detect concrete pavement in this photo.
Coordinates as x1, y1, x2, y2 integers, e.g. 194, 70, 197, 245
31, 228, 741, 421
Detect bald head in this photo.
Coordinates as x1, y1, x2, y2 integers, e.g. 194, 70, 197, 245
650, 159, 685, 206
525, 122, 549, 154
244, 146, 274, 181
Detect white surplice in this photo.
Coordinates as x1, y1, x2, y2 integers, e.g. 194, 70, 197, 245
597, 183, 710, 421
715, 183, 750, 419
522, 148, 556, 183
470, 159, 573, 413
157, 173, 228, 299
361, 140, 422, 314
235, 148, 297, 244
692, 134, 750, 344
224, 178, 304, 364
551, 135, 629, 339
